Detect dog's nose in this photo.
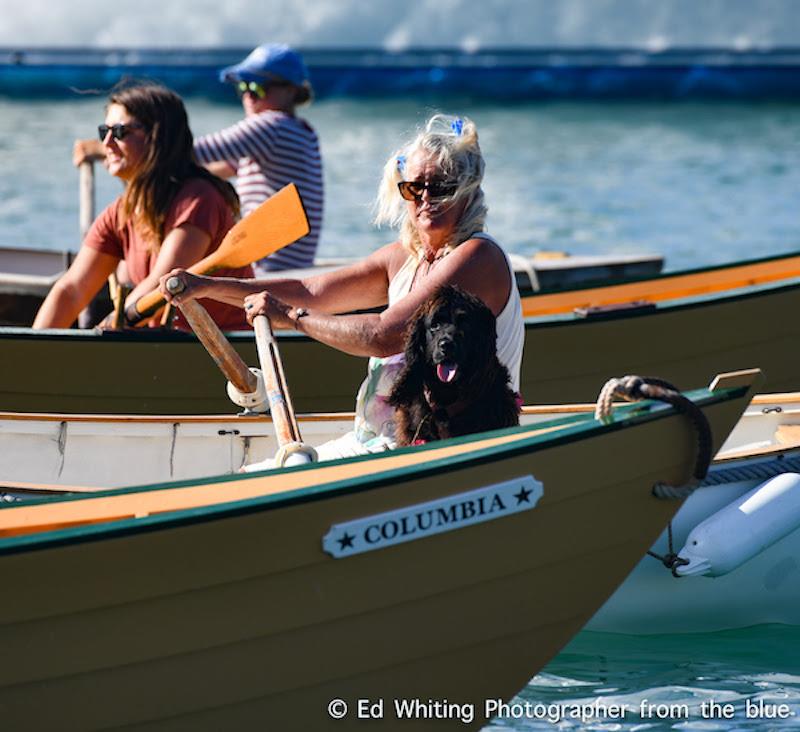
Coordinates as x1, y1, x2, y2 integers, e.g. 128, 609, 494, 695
435, 332, 457, 358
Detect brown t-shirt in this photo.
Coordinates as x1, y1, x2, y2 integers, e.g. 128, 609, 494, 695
84, 177, 252, 331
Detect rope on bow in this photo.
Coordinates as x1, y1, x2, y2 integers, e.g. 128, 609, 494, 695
594, 375, 713, 500
646, 521, 690, 577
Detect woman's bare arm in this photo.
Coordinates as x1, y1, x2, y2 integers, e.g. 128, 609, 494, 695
244, 237, 511, 358
160, 241, 402, 313
124, 223, 213, 308
33, 246, 119, 329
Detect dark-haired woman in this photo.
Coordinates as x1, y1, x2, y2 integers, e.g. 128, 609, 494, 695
35, 83, 251, 330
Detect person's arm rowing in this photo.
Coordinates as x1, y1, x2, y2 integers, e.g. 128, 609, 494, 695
123, 223, 213, 310
158, 242, 398, 313
33, 246, 119, 329
242, 237, 511, 358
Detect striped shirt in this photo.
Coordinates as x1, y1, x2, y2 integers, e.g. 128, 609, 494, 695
194, 110, 323, 273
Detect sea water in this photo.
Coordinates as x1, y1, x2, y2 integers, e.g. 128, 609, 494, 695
491, 626, 800, 731
2, 93, 800, 730
2, 96, 800, 272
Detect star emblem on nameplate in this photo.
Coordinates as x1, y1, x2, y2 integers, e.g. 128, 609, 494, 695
322, 475, 543, 558
514, 485, 535, 504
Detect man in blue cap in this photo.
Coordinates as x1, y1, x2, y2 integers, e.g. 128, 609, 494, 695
195, 43, 324, 273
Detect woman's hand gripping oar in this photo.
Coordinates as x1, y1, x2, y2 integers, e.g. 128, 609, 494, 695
165, 277, 317, 469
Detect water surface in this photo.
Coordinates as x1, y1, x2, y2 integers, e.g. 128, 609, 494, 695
2, 97, 799, 271
491, 626, 800, 730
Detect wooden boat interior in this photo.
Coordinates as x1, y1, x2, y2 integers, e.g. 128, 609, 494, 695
0, 414, 587, 539
0, 378, 766, 540
715, 393, 800, 460
520, 252, 800, 317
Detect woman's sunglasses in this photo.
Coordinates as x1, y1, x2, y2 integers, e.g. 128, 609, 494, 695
97, 123, 145, 141
397, 179, 459, 202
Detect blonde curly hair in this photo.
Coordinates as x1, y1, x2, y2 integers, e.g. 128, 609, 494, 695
374, 114, 487, 257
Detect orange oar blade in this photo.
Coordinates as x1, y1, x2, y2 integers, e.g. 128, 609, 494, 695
191, 183, 309, 272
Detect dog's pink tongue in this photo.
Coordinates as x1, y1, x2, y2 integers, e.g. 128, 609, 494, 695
437, 362, 458, 383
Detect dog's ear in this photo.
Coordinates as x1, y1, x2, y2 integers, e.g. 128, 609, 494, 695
404, 303, 430, 366
388, 304, 430, 407
461, 295, 500, 391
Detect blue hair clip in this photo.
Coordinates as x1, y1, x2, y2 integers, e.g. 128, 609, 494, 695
396, 154, 406, 173
450, 118, 464, 136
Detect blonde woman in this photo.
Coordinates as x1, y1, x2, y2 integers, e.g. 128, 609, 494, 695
160, 114, 523, 457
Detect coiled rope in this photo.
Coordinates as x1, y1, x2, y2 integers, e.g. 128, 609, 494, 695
594, 375, 713, 499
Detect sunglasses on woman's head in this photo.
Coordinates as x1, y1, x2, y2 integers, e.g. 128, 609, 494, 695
397, 179, 460, 202
97, 123, 145, 141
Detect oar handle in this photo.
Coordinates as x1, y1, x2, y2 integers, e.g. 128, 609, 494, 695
126, 263, 207, 325
253, 314, 302, 448
167, 278, 257, 395
79, 161, 95, 241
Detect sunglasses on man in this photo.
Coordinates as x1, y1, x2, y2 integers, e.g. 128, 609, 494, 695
236, 81, 269, 99
97, 123, 145, 141
397, 179, 460, 202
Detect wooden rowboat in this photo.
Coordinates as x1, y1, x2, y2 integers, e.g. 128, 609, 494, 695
0, 245, 662, 326
2, 249, 800, 414
3, 378, 799, 635
0, 383, 777, 493
0, 372, 756, 730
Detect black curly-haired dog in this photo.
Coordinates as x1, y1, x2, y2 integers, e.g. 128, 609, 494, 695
389, 285, 520, 445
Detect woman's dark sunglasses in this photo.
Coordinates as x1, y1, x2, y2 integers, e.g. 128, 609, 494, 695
397, 179, 460, 202
97, 123, 145, 141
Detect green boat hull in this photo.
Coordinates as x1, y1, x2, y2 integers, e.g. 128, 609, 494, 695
0, 277, 798, 414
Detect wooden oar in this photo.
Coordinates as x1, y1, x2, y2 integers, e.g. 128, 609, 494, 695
165, 278, 260, 399
126, 183, 309, 325
252, 314, 317, 466
77, 160, 113, 329
166, 278, 316, 468
79, 161, 95, 239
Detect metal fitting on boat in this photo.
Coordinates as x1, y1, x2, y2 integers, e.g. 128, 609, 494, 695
274, 441, 318, 467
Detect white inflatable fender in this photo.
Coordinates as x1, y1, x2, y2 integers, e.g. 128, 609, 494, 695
676, 472, 800, 577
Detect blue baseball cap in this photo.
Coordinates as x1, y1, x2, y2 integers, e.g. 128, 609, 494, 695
219, 43, 309, 87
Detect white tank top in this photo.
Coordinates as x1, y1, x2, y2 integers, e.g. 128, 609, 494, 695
353, 234, 525, 444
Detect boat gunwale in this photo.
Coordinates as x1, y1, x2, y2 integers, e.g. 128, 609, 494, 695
0, 403, 599, 424
3, 263, 800, 343
523, 273, 800, 326
0, 383, 749, 555
521, 251, 800, 314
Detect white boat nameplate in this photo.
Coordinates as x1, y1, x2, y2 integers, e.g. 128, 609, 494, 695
322, 475, 543, 558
